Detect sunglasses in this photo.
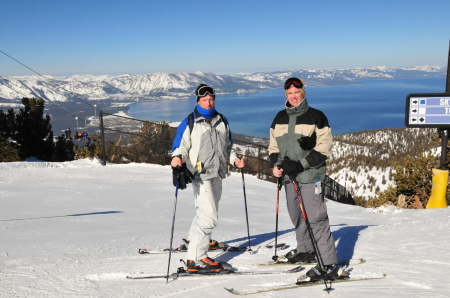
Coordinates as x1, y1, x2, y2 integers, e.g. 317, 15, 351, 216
196, 86, 215, 97
284, 78, 304, 90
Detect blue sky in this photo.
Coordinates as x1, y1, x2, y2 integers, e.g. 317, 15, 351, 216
1, 0, 449, 76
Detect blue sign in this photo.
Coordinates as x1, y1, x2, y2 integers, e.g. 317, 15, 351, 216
406, 93, 450, 128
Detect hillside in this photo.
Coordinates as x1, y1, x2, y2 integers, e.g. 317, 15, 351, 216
329, 128, 441, 199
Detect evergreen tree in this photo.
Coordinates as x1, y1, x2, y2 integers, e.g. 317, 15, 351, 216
0, 108, 15, 141
126, 121, 174, 164
74, 134, 102, 160
11, 97, 54, 160
0, 135, 20, 162
53, 129, 75, 162
373, 154, 437, 208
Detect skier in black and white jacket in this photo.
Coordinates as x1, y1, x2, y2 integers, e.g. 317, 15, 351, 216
269, 77, 339, 282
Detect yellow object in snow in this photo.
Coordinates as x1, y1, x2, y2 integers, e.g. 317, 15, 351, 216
426, 168, 449, 209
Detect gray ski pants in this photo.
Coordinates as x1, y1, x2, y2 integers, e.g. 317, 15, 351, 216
285, 182, 338, 265
186, 177, 222, 261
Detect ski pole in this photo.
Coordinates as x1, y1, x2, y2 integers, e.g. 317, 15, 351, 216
288, 173, 331, 292
240, 165, 252, 252
272, 175, 282, 261
166, 181, 179, 283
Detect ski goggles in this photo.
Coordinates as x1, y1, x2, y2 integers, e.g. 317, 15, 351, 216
196, 86, 215, 97
284, 78, 304, 90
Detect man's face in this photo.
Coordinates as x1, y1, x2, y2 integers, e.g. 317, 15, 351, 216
198, 95, 215, 110
286, 87, 304, 107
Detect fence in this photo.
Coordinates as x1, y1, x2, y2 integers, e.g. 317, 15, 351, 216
323, 176, 356, 205
98, 111, 355, 205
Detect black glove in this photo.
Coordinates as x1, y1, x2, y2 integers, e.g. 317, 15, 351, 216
298, 131, 316, 150
172, 163, 194, 190
281, 159, 304, 175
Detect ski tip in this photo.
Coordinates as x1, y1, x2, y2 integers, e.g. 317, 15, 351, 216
265, 243, 286, 249
224, 287, 238, 295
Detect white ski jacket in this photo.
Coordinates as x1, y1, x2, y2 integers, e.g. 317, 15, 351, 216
172, 109, 237, 180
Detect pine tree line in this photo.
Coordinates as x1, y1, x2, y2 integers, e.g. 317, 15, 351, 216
0, 97, 75, 162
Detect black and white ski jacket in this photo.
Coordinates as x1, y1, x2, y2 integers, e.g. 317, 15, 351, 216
268, 98, 332, 184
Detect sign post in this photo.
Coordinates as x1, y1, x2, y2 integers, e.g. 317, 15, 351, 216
405, 43, 450, 168
404, 43, 450, 209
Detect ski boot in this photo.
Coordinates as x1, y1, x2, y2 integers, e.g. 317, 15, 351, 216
181, 238, 226, 251
186, 257, 225, 273
208, 240, 226, 250
276, 249, 316, 264
297, 264, 341, 282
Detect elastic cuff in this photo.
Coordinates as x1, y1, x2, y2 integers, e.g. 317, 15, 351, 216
300, 159, 310, 170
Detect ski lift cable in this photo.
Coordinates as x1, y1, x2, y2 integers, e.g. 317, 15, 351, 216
0, 50, 98, 117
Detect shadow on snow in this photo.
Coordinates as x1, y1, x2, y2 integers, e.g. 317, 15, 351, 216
1, 211, 123, 221
213, 224, 373, 263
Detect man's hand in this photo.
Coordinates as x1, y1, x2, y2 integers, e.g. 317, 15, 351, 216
235, 157, 245, 168
171, 156, 183, 167
273, 166, 283, 177
281, 159, 304, 175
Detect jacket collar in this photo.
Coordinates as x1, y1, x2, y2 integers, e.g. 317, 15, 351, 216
285, 97, 309, 116
194, 106, 220, 124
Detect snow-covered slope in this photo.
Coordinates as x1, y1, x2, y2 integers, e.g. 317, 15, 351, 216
1, 159, 449, 297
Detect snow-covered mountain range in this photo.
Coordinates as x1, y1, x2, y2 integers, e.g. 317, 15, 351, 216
0, 65, 446, 103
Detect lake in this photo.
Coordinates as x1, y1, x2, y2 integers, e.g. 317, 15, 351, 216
128, 78, 447, 138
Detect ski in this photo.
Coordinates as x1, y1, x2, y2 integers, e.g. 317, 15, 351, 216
138, 246, 246, 254
258, 258, 366, 266
224, 273, 387, 295
138, 243, 286, 254
126, 264, 303, 280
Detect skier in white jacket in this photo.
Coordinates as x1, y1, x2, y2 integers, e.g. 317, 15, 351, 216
171, 84, 245, 272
